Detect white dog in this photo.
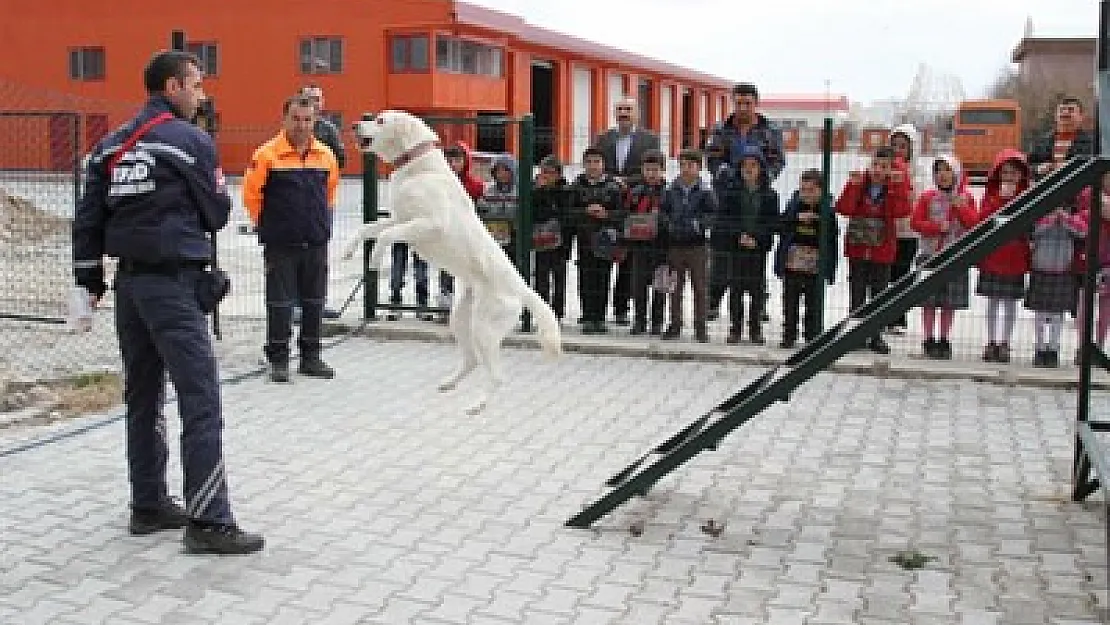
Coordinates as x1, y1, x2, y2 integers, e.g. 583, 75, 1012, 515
341, 110, 562, 414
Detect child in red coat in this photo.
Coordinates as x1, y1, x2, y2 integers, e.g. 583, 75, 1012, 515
835, 146, 913, 354
975, 150, 1031, 363
910, 155, 978, 359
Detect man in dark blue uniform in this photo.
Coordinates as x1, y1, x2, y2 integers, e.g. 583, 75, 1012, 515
72, 50, 263, 555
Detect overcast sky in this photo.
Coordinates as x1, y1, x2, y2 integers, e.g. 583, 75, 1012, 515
465, 0, 1098, 103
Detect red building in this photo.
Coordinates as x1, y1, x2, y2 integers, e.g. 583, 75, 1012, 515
0, 0, 740, 173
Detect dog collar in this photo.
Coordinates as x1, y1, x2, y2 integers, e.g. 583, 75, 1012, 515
393, 140, 440, 168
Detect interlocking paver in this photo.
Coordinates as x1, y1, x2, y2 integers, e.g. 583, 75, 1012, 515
0, 340, 1108, 624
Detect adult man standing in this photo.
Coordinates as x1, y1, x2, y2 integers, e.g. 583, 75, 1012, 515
72, 50, 263, 554
592, 97, 661, 325
301, 83, 347, 169
705, 82, 786, 322
243, 95, 341, 383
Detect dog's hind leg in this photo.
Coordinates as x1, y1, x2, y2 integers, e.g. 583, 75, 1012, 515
464, 292, 520, 415
438, 285, 479, 392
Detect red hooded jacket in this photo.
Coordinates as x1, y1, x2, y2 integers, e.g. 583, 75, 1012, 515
447, 140, 486, 201
977, 149, 1031, 277
910, 154, 979, 255
1068, 186, 1110, 274
835, 167, 913, 264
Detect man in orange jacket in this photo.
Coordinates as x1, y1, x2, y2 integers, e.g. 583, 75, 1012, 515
243, 94, 340, 383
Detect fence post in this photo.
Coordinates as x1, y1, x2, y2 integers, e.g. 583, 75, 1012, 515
517, 114, 535, 332
815, 117, 834, 332
361, 113, 380, 321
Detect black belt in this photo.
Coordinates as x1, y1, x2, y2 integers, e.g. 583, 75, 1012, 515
117, 259, 208, 275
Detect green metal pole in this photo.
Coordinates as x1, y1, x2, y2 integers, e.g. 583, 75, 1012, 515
517, 114, 535, 333
815, 117, 834, 332
361, 113, 380, 321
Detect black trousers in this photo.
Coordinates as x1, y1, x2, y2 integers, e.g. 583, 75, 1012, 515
264, 245, 328, 363
725, 250, 767, 331
890, 238, 918, 327
115, 267, 232, 524
578, 251, 613, 324
782, 272, 822, 342
534, 250, 568, 318
848, 258, 891, 314
627, 246, 665, 328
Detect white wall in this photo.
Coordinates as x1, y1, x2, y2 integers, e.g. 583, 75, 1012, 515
699, 92, 708, 129
572, 66, 593, 164
659, 85, 673, 156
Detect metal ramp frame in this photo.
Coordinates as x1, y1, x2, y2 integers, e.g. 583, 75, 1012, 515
567, 156, 1110, 529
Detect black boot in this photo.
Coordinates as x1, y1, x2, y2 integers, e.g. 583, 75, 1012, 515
299, 357, 335, 379
269, 361, 291, 383
129, 499, 188, 535
184, 522, 265, 555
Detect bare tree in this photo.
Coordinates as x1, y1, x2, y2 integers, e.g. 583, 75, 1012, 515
988, 66, 1093, 148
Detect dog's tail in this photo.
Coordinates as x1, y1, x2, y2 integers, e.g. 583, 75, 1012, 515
519, 287, 562, 358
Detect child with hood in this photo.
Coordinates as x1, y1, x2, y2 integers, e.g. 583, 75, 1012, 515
712, 144, 780, 345
1068, 172, 1110, 355
910, 155, 978, 359
976, 149, 1032, 363
477, 155, 518, 259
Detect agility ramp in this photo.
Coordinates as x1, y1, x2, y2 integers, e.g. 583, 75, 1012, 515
567, 156, 1110, 529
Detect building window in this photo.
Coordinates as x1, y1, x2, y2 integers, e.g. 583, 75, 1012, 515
187, 42, 219, 77
435, 36, 502, 77
390, 35, 429, 73
68, 47, 105, 81
300, 37, 343, 75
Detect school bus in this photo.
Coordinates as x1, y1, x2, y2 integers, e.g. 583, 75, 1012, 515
953, 99, 1021, 184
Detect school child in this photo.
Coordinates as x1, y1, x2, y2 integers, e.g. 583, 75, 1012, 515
835, 146, 913, 354
621, 149, 669, 335
1025, 203, 1085, 368
976, 150, 1032, 363
888, 123, 923, 333
711, 144, 779, 344
531, 155, 571, 322
910, 155, 978, 359
571, 147, 625, 334
660, 149, 717, 342
476, 156, 518, 259
774, 168, 837, 348
1069, 171, 1110, 358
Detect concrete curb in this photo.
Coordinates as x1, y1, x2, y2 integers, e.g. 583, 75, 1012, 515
326, 319, 1110, 391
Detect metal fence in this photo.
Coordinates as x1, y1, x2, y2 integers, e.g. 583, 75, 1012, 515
0, 84, 1094, 386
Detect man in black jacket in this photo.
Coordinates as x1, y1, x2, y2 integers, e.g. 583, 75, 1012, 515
73, 50, 263, 555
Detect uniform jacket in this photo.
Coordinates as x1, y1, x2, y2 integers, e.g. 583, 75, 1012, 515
532, 175, 573, 256
711, 146, 780, 253
73, 96, 231, 296
660, 176, 717, 248
242, 131, 340, 248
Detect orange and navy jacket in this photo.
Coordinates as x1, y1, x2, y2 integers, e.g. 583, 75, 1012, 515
243, 131, 340, 247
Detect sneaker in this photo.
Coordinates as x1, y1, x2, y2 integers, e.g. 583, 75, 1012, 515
923, 338, 938, 359
129, 499, 188, 535
695, 331, 710, 343
1045, 350, 1060, 368
726, 328, 742, 345
937, 339, 953, 360
780, 338, 796, 349
649, 324, 663, 336
269, 362, 291, 384
386, 311, 401, 321
1033, 349, 1046, 367
629, 322, 647, 336
661, 325, 681, 340
982, 343, 997, 362
614, 313, 630, 326
997, 344, 1011, 363
298, 358, 335, 379
707, 308, 720, 322
184, 522, 265, 555
749, 330, 766, 345
869, 337, 891, 355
